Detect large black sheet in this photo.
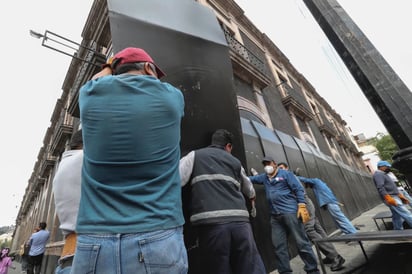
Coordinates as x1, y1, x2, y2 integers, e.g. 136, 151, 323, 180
107, 0, 245, 160
107, 1, 245, 273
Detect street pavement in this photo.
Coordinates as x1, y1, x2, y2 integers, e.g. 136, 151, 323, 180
271, 202, 412, 274
8, 262, 22, 274
8, 203, 412, 274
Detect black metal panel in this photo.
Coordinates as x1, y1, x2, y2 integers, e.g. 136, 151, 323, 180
274, 129, 303, 171
241, 118, 264, 173
288, 144, 334, 231
292, 137, 326, 228
354, 168, 381, 209
251, 122, 287, 173
293, 137, 321, 178
336, 162, 370, 213
107, 2, 246, 273
318, 157, 359, 214
240, 119, 383, 268
107, 0, 245, 164
305, 146, 346, 231
359, 171, 381, 207
323, 160, 360, 220
240, 119, 276, 272
308, 148, 334, 184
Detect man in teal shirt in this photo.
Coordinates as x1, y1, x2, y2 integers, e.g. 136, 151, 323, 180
72, 47, 187, 274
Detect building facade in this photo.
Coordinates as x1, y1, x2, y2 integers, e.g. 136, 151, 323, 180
11, 0, 380, 273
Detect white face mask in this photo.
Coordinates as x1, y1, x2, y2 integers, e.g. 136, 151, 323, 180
264, 165, 274, 175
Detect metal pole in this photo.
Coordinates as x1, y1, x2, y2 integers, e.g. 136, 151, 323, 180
302, 0, 412, 181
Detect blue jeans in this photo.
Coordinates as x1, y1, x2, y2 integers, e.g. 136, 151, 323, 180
70, 226, 188, 274
55, 265, 71, 274
270, 214, 319, 274
386, 195, 412, 230
55, 256, 73, 274
326, 203, 357, 234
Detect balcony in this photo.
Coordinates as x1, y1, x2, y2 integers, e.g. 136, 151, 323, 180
314, 113, 337, 137
50, 110, 74, 156
336, 135, 350, 148
39, 152, 57, 178
223, 30, 270, 88
281, 84, 314, 121
336, 134, 359, 152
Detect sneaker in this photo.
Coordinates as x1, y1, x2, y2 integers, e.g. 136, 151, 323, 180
330, 255, 345, 271
322, 257, 334, 264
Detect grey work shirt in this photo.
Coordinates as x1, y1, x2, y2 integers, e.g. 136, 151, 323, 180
373, 170, 399, 197
179, 150, 256, 199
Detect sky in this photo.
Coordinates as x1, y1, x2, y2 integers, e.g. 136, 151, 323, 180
0, 0, 410, 227
235, 0, 411, 136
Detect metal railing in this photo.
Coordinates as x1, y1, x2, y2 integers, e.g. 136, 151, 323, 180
222, 30, 267, 75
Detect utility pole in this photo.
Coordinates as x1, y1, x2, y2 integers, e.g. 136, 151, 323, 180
302, 0, 412, 183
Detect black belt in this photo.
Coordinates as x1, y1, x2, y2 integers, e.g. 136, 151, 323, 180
60, 256, 74, 269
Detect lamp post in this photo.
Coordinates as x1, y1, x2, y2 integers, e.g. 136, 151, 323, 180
29, 29, 104, 68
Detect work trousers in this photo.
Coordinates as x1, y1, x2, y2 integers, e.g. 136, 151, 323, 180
270, 214, 319, 274
26, 253, 44, 274
197, 221, 266, 274
387, 195, 412, 230
326, 203, 357, 234
304, 217, 338, 260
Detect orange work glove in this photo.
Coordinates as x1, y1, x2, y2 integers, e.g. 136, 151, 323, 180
297, 203, 310, 224
398, 194, 410, 204
383, 194, 397, 206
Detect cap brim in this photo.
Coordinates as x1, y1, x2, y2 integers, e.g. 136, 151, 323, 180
154, 64, 166, 78
262, 158, 275, 164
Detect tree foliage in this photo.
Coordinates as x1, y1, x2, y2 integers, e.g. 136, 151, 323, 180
372, 133, 406, 180
0, 238, 12, 249
0, 226, 13, 235
374, 134, 399, 161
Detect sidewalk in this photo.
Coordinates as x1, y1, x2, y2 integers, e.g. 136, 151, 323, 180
271, 203, 412, 274
8, 261, 22, 274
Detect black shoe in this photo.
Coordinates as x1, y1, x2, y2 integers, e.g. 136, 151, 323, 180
330, 255, 345, 271
322, 257, 334, 264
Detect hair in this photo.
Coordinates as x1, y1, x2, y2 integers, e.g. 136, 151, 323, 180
277, 162, 288, 168
114, 62, 156, 75
39, 222, 47, 230
69, 130, 83, 149
1, 248, 9, 260
211, 129, 234, 147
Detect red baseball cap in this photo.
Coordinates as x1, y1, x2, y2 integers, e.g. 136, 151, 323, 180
113, 47, 166, 78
